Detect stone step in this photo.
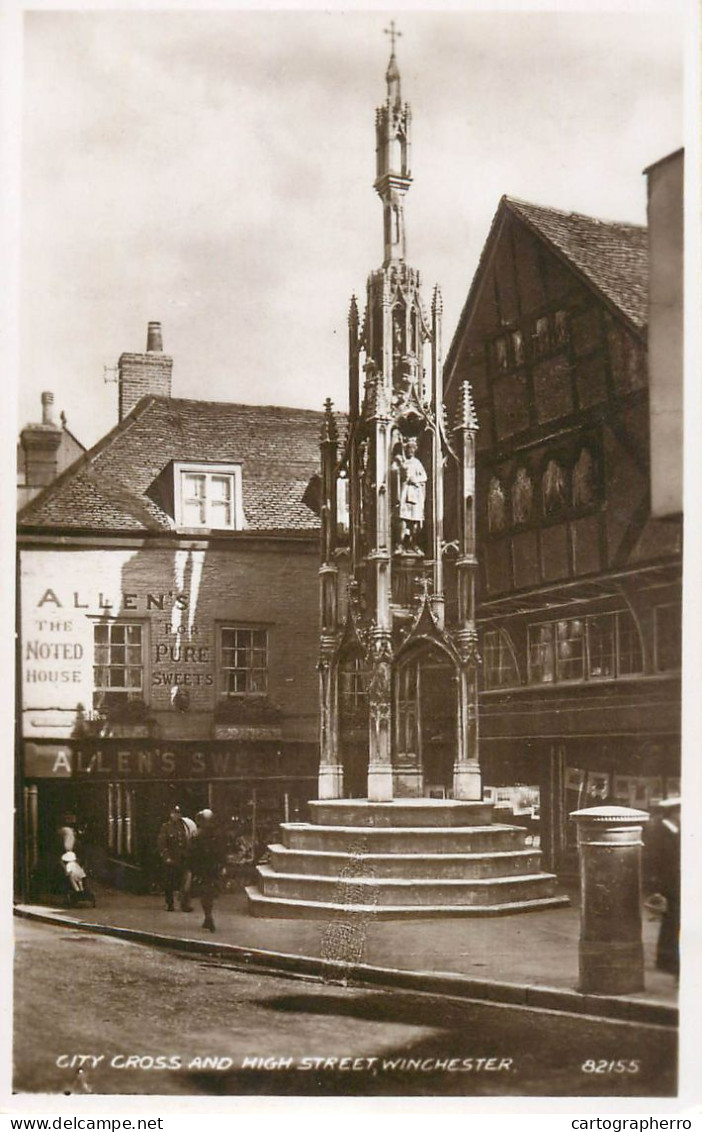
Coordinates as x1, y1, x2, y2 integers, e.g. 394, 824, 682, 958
246, 886, 571, 921
268, 844, 542, 879
281, 823, 528, 854
254, 864, 559, 907
309, 799, 494, 828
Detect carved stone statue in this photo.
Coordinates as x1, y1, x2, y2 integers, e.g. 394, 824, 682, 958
572, 448, 596, 507
488, 476, 507, 532
393, 436, 427, 552
542, 458, 566, 514
511, 466, 533, 525
358, 439, 372, 551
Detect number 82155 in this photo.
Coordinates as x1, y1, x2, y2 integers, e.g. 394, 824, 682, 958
582, 1060, 641, 1074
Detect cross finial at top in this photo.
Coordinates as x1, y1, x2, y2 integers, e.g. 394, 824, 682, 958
383, 20, 401, 55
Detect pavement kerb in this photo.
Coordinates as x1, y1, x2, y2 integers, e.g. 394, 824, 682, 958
14, 904, 677, 1031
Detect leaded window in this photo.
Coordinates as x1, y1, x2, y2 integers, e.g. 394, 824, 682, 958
655, 604, 682, 672
528, 611, 643, 685
483, 629, 521, 689
93, 622, 144, 709
339, 655, 368, 713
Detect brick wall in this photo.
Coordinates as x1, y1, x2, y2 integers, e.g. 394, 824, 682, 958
20, 540, 319, 743
118, 353, 173, 421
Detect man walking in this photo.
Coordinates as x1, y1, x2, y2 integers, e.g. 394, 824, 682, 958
156, 805, 193, 912
190, 809, 225, 932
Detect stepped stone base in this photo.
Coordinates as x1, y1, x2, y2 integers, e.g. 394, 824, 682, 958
246, 799, 570, 920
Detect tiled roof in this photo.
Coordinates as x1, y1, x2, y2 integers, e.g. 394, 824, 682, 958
444, 194, 649, 382
18, 397, 325, 534
504, 197, 648, 329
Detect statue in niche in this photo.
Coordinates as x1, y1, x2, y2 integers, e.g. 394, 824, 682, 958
392, 435, 427, 553
511, 466, 533, 525
393, 310, 405, 357
394, 358, 420, 411
487, 476, 507, 533
542, 458, 566, 514
572, 448, 596, 507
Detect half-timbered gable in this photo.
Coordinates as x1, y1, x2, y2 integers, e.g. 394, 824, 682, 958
443, 194, 681, 875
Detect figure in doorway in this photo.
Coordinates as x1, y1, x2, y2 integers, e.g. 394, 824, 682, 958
393, 436, 427, 552
651, 797, 681, 978
157, 805, 194, 913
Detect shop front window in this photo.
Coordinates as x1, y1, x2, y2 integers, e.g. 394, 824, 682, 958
108, 782, 136, 856
528, 623, 555, 684
587, 614, 615, 679
555, 618, 585, 681
528, 611, 643, 685
618, 611, 644, 675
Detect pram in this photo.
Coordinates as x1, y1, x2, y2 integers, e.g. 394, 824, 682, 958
61, 851, 97, 908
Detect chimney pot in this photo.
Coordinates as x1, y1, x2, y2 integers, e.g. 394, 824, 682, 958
41, 391, 55, 425
146, 321, 163, 353
118, 323, 173, 421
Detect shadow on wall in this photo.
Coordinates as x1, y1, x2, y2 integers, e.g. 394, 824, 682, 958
53, 539, 318, 889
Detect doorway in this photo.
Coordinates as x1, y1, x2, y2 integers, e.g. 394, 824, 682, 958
396, 646, 457, 793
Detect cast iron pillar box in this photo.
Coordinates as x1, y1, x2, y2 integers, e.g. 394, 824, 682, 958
570, 805, 650, 995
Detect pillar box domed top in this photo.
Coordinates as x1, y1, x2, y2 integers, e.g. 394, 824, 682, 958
570, 805, 650, 824
570, 805, 649, 848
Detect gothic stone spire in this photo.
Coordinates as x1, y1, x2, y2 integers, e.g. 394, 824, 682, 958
374, 25, 412, 266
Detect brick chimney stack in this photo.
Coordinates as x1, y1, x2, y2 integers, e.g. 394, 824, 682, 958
118, 321, 173, 421
20, 390, 62, 488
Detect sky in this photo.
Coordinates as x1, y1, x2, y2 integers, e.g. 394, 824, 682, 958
17, 5, 685, 448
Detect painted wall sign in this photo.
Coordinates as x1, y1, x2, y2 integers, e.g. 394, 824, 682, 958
20, 546, 319, 744
22, 742, 290, 779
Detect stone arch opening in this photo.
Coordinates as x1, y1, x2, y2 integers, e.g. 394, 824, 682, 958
395, 642, 458, 794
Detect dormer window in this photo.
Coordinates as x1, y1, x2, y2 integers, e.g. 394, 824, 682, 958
174, 463, 243, 530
